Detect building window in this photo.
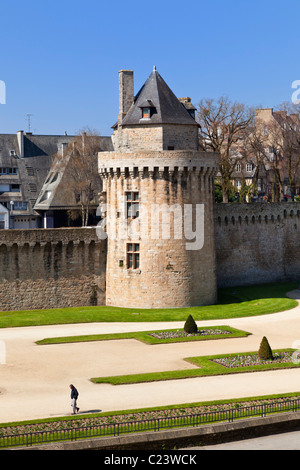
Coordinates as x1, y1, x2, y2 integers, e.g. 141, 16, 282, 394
246, 164, 253, 172
236, 179, 242, 189
0, 167, 18, 175
235, 163, 241, 172
257, 179, 262, 192
10, 184, 21, 192
126, 192, 139, 219
14, 201, 28, 211
127, 243, 140, 269
39, 190, 52, 202
142, 107, 150, 119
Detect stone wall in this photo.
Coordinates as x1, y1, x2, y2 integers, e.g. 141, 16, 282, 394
214, 202, 300, 287
112, 124, 199, 152
0, 227, 106, 311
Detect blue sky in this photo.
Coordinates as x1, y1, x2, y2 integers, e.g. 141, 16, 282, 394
0, 0, 299, 136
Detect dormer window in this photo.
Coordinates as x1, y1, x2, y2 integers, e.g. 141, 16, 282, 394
139, 100, 156, 120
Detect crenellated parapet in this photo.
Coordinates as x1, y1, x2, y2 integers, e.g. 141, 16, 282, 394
215, 202, 300, 226
99, 150, 218, 178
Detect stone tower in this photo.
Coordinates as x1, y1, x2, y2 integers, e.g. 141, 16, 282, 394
98, 67, 219, 308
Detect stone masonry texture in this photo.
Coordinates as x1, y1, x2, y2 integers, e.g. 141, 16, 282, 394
0, 227, 106, 311
100, 150, 219, 308
215, 202, 300, 287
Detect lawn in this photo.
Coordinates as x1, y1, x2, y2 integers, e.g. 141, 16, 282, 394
90, 348, 299, 385
36, 325, 251, 345
0, 282, 298, 328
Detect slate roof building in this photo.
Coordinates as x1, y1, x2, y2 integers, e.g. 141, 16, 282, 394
0, 130, 112, 228
34, 134, 113, 228
0, 131, 59, 228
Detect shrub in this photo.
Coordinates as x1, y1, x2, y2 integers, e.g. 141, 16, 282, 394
258, 336, 273, 361
184, 315, 198, 334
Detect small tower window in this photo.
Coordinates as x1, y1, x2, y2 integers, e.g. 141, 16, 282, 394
127, 243, 140, 269
142, 107, 150, 119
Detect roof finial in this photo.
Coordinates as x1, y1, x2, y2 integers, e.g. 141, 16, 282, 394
153, 65, 156, 71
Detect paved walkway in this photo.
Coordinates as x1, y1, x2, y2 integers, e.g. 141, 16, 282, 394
185, 430, 300, 450
0, 290, 300, 424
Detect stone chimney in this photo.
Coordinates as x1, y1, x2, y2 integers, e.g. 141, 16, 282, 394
118, 70, 134, 125
61, 142, 68, 156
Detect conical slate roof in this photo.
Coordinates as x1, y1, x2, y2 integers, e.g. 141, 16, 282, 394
121, 67, 198, 127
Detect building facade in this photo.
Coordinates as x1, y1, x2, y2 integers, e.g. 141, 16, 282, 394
0, 131, 74, 229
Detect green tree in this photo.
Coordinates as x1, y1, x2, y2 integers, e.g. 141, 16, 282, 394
258, 336, 273, 361
184, 315, 198, 334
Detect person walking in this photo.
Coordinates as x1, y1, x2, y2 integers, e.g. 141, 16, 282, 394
70, 384, 79, 414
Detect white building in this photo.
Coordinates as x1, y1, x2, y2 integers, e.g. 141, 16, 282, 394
0, 203, 9, 229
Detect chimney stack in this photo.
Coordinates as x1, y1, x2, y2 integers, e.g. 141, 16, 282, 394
17, 130, 24, 158
118, 70, 134, 125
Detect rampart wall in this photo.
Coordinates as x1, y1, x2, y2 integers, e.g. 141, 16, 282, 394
0, 228, 106, 311
214, 202, 300, 288
0, 203, 299, 312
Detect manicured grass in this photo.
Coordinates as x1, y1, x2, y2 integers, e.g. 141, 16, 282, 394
0, 282, 298, 328
90, 349, 299, 385
36, 325, 251, 345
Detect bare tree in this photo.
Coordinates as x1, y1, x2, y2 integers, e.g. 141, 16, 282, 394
54, 128, 102, 226
268, 105, 300, 200
197, 96, 255, 202
240, 125, 271, 199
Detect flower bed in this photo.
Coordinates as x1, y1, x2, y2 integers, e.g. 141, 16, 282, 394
149, 328, 231, 340
212, 352, 293, 368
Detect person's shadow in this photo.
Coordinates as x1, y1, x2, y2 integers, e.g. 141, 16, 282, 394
78, 409, 102, 414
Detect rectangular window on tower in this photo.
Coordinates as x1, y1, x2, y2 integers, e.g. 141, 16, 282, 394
125, 191, 139, 219
127, 243, 140, 269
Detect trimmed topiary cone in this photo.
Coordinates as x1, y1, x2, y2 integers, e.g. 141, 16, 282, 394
258, 336, 273, 361
184, 314, 198, 334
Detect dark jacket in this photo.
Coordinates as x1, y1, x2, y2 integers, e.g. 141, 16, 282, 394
70, 387, 78, 400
